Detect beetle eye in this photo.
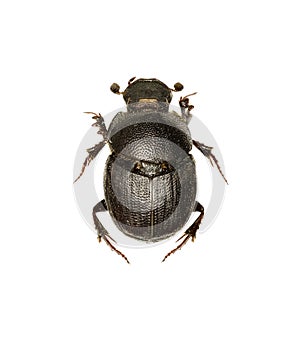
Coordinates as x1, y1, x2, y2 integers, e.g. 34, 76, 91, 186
174, 82, 184, 91
110, 83, 120, 94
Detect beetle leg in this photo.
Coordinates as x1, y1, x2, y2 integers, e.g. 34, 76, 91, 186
73, 113, 108, 183
179, 92, 197, 121
193, 140, 228, 184
162, 202, 204, 262
93, 200, 130, 264
84, 112, 108, 140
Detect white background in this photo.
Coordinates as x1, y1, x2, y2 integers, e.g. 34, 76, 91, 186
0, 1, 299, 347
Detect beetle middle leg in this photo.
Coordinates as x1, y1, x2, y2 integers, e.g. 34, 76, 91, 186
74, 112, 108, 183
162, 202, 204, 262
193, 140, 228, 184
93, 199, 130, 264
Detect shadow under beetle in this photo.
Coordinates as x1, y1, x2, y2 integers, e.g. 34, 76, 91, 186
74, 77, 227, 263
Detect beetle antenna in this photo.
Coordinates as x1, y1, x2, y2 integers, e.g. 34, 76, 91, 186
170, 82, 184, 92
110, 83, 124, 95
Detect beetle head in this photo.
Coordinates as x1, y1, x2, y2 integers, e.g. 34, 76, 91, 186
110, 78, 184, 105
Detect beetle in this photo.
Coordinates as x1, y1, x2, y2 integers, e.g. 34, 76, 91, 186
74, 77, 227, 263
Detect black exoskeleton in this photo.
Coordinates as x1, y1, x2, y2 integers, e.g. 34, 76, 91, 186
75, 77, 227, 263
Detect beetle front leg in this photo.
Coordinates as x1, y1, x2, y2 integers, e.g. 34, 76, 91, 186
193, 140, 228, 184
179, 92, 197, 121
93, 200, 130, 264
74, 112, 108, 183
162, 202, 204, 262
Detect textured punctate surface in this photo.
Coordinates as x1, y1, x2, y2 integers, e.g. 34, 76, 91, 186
104, 153, 196, 242
108, 110, 192, 161
103, 108, 196, 242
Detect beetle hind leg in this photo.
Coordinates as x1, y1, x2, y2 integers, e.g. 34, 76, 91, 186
93, 200, 130, 264
162, 202, 204, 262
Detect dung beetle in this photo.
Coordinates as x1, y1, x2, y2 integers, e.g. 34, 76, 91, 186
74, 77, 227, 263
